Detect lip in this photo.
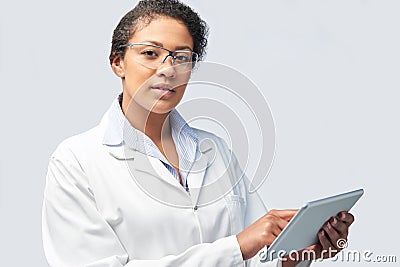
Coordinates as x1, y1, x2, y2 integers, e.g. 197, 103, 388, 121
150, 83, 176, 98
150, 83, 176, 92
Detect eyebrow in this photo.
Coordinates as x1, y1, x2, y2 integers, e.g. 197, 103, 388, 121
141, 40, 193, 51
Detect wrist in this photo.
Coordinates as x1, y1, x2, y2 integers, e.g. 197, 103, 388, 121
236, 233, 259, 261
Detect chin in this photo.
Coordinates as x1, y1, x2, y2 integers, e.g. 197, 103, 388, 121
147, 104, 176, 115
143, 96, 182, 114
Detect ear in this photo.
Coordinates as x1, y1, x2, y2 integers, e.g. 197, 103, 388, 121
111, 54, 125, 78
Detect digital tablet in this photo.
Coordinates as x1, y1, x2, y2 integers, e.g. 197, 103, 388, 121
261, 188, 364, 261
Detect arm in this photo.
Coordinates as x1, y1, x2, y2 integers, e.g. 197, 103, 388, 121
238, 181, 353, 267
218, 137, 354, 266
238, 178, 311, 267
221, 140, 310, 267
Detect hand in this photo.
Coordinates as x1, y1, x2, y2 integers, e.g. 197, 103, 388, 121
282, 211, 355, 265
314, 211, 354, 259
236, 209, 298, 260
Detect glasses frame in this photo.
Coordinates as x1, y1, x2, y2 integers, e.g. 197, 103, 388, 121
119, 43, 198, 69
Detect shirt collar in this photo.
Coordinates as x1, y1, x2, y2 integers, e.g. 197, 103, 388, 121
101, 94, 198, 160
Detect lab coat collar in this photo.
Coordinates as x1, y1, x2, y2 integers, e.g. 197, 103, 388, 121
99, 96, 212, 204
101, 96, 199, 156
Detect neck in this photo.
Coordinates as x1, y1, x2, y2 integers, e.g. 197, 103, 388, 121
121, 94, 171, 143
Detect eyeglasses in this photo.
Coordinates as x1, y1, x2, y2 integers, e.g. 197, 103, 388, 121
119, 43, 198, 71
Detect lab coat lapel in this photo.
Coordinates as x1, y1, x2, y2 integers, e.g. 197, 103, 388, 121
107, 144, 192, 207
106, 145, 135, 160
105, 137, 215, 208
186, 138, 215, 206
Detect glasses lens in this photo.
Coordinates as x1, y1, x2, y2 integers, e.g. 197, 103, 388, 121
129, 44, 163, 69
173, 51, 193, 64
128, 44, 196, 70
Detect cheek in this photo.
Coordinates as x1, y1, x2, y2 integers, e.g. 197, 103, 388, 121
124, 67, 155, 93
175, 71, 191, 88
176, 86, 187, 98
173, 72, 191, 99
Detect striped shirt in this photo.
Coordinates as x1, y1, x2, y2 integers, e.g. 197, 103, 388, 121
102, 93, 198, 190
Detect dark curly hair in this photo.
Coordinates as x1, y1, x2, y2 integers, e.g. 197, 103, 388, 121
109, 0, 209, 67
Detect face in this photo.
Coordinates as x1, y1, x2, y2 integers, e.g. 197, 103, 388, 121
112, 16, 194, 114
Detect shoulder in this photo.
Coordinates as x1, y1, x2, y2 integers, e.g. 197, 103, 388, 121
51, 125, 104, 163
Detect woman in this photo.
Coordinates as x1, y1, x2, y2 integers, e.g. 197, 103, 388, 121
42, 1, 354, 266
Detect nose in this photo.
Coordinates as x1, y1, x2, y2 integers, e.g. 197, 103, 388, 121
156, 55, 176, 78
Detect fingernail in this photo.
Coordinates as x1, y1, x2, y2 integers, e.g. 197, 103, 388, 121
332, 217, 337, 225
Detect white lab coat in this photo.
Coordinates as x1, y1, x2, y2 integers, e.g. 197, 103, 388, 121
42, 103, 311, 267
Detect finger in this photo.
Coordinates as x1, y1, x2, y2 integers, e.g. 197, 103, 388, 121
270, 209, 298, 221
270, 224, 282, 238
263, 214, 291, 231
322, 221, 341, 250
330, 216, 348, 237
338, 211, 355, 226
260, 221, 283, 246
318, 230, 334, 253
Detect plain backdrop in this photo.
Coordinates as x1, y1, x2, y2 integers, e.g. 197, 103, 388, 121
1, 0, 399, 266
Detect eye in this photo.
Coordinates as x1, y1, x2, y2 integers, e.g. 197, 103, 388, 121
176, 55, 189, 62
174, 54, 191, 63
141, 50, 158, 58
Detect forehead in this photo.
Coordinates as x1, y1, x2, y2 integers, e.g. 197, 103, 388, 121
130, 16, 194, 49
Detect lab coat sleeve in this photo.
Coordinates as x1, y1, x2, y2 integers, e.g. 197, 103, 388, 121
240, 178, 310, 267
42, 150, 244, 267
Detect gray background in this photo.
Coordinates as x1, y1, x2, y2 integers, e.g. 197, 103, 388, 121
1, 0, 399, 266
